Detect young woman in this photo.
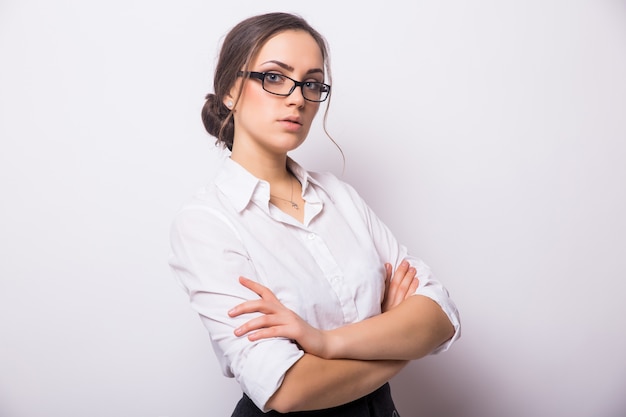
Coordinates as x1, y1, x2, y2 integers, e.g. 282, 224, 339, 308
169, 12, 461, 416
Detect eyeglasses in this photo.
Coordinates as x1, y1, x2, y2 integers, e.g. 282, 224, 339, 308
237, 71, 331, 102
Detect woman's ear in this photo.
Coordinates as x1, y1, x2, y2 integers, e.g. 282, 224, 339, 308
224, 79, 242, 110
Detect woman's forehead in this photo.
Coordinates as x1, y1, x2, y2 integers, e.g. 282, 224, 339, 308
252, 30, 324, 70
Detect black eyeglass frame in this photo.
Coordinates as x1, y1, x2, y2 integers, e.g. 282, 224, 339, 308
237, 71, 331, 103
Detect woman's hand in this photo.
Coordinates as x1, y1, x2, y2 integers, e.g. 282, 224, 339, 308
381, 260, 419, 313
228, 276, 329, 357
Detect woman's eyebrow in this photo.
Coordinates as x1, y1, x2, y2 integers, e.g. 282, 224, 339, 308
260, 60, 324, 75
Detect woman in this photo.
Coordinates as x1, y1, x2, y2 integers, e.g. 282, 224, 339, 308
169, 12, 461, 416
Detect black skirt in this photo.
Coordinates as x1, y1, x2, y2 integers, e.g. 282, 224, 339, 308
230, 382, 400, 417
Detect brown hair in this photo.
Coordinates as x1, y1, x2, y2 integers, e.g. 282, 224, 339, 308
201, 12, 333, 151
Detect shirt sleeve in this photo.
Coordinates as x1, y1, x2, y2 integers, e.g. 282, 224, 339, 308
168, 205, 304, 411
340, 181, 462, 353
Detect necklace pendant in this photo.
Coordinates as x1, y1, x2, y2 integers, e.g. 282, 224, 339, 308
291, 202, 299, 210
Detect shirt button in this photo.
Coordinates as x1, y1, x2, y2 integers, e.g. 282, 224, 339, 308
307, 233, 316, 240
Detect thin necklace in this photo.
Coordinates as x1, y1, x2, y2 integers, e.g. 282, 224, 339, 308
270, 175, 299, 210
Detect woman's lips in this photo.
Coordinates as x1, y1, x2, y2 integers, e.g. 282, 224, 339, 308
278, 118, 303, 131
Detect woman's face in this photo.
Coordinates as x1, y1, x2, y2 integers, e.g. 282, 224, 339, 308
228, 30, 325, 158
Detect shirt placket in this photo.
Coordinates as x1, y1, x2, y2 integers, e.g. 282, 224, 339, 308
301, 229, 358, 324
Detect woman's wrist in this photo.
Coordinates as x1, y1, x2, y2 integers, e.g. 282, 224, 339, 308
320, 329, 346, 359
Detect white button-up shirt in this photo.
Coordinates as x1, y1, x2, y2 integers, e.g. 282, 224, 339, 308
169, 157, 461, 411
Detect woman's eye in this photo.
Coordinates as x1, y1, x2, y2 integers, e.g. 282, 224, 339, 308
265, 73, 285, 84
304, 81, 323, 91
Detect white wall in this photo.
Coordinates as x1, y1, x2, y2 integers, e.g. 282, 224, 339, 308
1, 1, 625, 416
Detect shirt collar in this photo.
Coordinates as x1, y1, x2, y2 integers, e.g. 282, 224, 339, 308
215, 158, 262, 213
215, 157, 326, 213
286, 157, 324, 196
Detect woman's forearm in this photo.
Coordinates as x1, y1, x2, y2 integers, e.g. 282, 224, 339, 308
324, 295, 455, 361
266, 353, 407, 413
230, 277, 455, 363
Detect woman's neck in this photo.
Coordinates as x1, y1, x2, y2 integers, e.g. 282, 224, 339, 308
230, 145, 291, 184
230, 136, 291, 184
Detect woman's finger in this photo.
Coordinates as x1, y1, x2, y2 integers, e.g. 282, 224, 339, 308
238, 276, 279, 301
383, 260, 422, 311
396, 265, 416, 294
246, 324, 297, 342
388, 261, 410, 302
408, 275, 420, 295
228, 299, 277, 317
234, 314, 279, 336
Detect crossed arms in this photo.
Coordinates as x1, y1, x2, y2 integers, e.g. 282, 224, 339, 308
228, 261, 455, 412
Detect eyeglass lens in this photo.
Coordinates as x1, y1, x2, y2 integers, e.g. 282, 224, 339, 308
262, 73, 329, 102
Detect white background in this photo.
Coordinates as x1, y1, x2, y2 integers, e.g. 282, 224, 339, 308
1, 1, 625, 416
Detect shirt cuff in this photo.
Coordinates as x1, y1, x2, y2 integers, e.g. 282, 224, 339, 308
236, 338, 304, 412
414, 286, 461, 353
